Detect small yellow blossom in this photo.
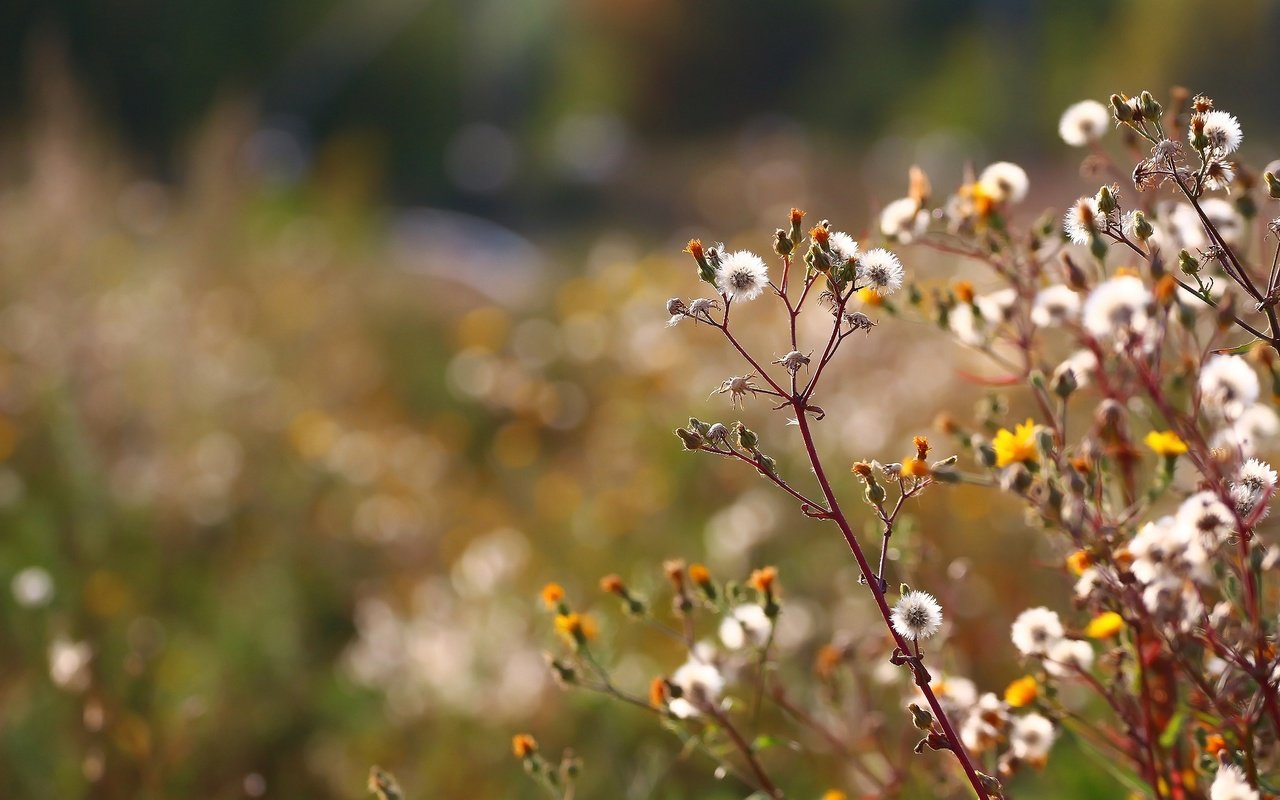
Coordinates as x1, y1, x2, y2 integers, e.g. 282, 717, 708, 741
554, 612, 598, 645
748, 566, 778, 594
992, 418, 1039, 467
822, 791, 848, 800
857, 287, 885, 306
1004, 675, 1038, 707
511, 733, 538, 758
901, 458, 930, 478
688, 563, 711, 585
1144, 430, 1188, 456
1066, 550, 1092, 576
541, 582, 565, 610
1084, 611, 1125, 639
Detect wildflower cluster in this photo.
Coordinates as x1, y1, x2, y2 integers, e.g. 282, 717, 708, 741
525, 89, 1280, 799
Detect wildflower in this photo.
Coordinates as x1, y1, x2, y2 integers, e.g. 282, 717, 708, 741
668, 657, 725, 718
1144, 430, 1188, 456
859, 248, 904, 295
1004, 675, 1038, 707
947, 302, 986, 346
1010, 713, 1056, 766
748, 565, 778, 594
1030, 285, 1081, 327
1200, 355, 1259, 418
901, 458, 930, 478
960, 693, 1009, 754
1129, 516, 1208, 585
1177, 491, 1236, 546
1203, 733, 1227, 757
688, 562, 711, 586
1082, 275, 1154, 341
541, 582, 565, 610
718, 604, 773, 649
1011, 607, 1064, 656
554, 612, 597, 647
1210, 763, 1259, 800
648, 676, 668, 708
891, 590, 943, 640
1195, 110, 1243, 156
715, 251, 769, 301
1066, 550, 1091, 576
1205, 158, 1236, 192
512, 733, 538, 758
1064, 196, 1103, 245
992, 419, 1039, 467
828, 231, 860, 267
1045, 638, 1095, 676
1058, 99, 1110, 147
1083, 611, 1125, 639
978, 162, 1030, 204
880, 197, 929, 243
599, 574, 625, 595
1232, 458, 1278, 518
821, 791, 848, 800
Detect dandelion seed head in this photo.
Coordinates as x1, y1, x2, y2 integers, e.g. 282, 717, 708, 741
891, 590, 943, 640
715, 250, 769, 302
1058, 100, 1110, 147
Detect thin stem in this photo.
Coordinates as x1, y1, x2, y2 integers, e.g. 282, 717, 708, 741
792, 409, 991, 799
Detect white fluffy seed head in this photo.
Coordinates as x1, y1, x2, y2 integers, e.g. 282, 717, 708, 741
978, 161, 1030, 204
891, 590, 943, 640
1064, 196, 1102, 245
1197, 110, 1243, 156
1059, 100, 1110, 147
1010, 607, 1064, 656
715, 250, 769, 302
860, 248, 904, 295
1199, 354, 1260, 418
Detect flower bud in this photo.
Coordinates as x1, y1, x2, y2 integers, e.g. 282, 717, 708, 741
1060, 252, 1088, 291
1266, 172, 1280, 200
676, 428, 703, 451
1096, 185, 1118, 214
1110, 94, 1133, 122
1178, 249, 1200, 276
1051, 364, 1078, 398
1139, 91, 1161, 119
773, 228, 794, 257
788, 208, 806, 246
1132, 210, 1153, 241
735, 422, 758, 450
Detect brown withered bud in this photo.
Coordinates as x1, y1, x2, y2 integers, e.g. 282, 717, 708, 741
1060, 251, 1089, 291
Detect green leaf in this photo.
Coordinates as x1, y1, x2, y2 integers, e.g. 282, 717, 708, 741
1159, 708, 1186, 749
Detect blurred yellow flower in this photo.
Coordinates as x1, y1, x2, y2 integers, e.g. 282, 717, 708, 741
1144, 430, 1188, 456
554, 612, 597, 645
1004, 675, 1038, 707
511, 733, 537, 758
1085, 611, 1125, 639
821, 791, 848, 800
856, 287, 885, 306
993, 418, 1039, 467
1066, 550, 1092, 576
541, 582, 565, 610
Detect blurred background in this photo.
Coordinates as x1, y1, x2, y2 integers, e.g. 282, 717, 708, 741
2, 1, 1280, 797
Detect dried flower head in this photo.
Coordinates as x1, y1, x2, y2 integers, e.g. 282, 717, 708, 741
1011, 607, 1064, 656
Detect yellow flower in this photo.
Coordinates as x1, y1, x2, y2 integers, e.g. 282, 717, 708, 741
541, 582, 565, 610
511, 733, 538, 759
822, 792, 848, 800
554, 612, 598, 646
1085, 611, 1125, 639
992, 418, 1039, 467
1004, 675, 1038, 708
900, 458, 930, 478
1066, 550, 1092, 576
857, 287, 885, 306
1144, 430, 1188, 456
